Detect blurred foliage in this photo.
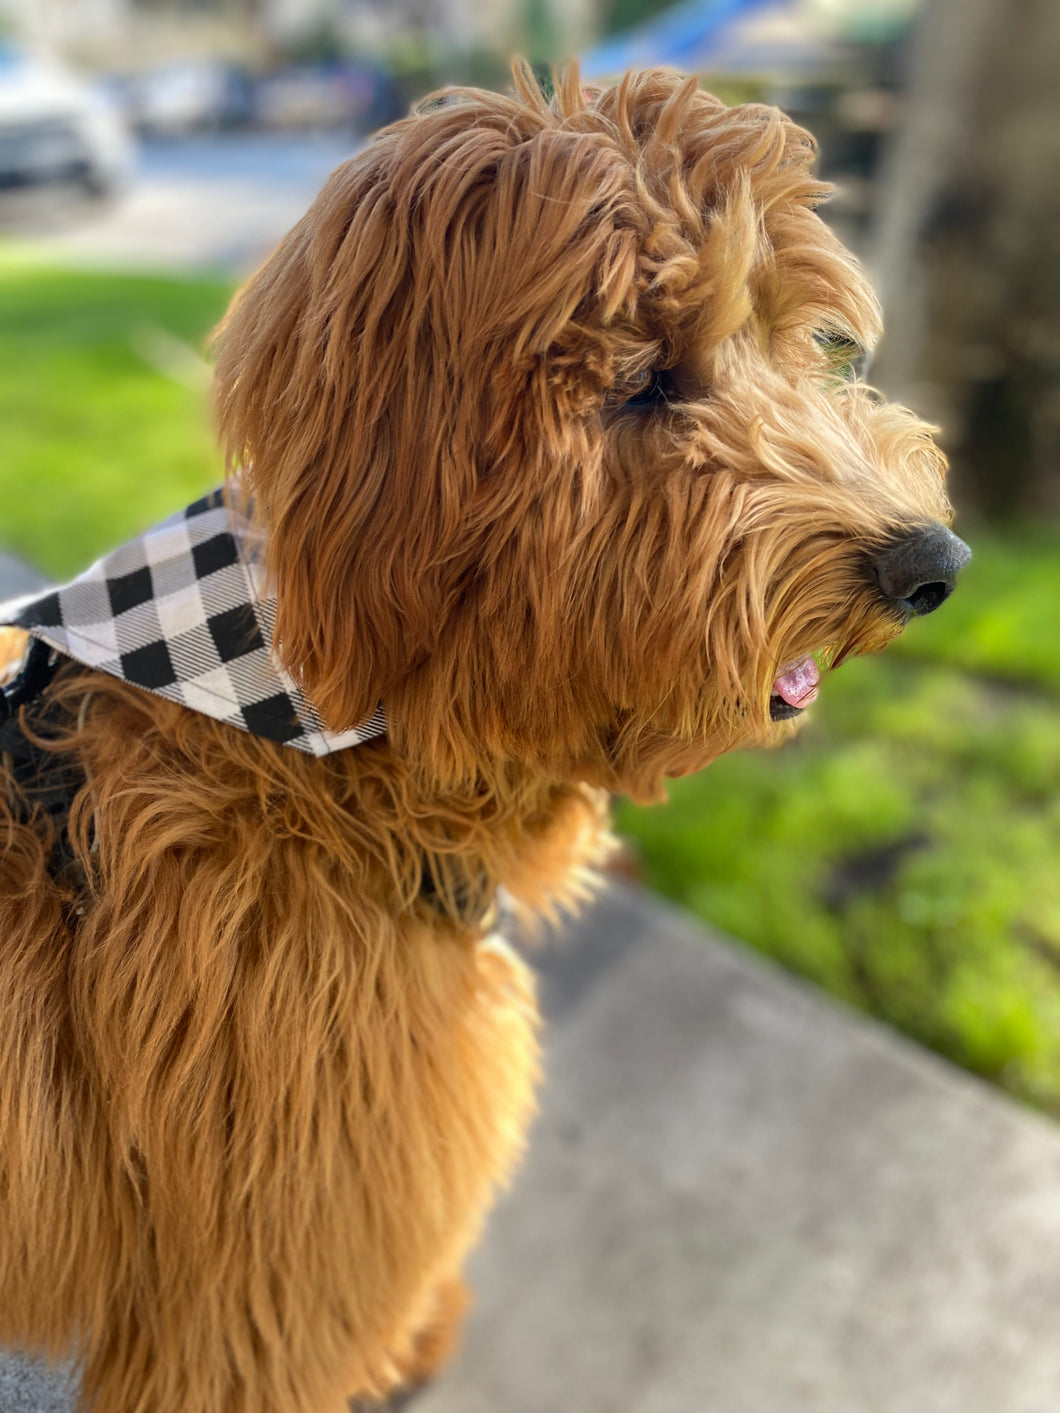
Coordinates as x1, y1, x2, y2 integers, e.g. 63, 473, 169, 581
279, 17, 351, 66
520, 0, 561, 66
601, 0, 678, 42
1, 253, 1058, 1113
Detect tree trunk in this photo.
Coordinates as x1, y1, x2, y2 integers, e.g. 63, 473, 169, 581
870, 0, 1060, 518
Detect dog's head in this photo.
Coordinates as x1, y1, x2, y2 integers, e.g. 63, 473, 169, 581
214, 66, 967, 799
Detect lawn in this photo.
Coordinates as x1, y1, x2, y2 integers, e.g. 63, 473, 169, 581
3, 253, 1059, 1112
0, 250, 230, 577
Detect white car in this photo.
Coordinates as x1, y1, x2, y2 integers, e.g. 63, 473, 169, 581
0, 46, 134, 196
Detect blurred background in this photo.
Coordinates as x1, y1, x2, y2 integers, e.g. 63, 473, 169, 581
0, 0, 1058, 1115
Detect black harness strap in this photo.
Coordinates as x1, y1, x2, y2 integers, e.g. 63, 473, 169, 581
0, 635, 60, 720
0, 640, 86, 880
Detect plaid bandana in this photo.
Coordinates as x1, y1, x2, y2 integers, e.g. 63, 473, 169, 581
1, 490, 386, 756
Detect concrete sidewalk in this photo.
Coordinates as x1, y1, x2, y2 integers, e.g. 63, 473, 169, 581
416, 884, 1060, 1413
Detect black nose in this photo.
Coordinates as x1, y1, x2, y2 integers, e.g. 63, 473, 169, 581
872, 522, 971, 617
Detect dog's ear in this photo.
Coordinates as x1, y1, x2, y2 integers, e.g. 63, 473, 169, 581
212, 133, 458, 730
213, 79, 644, 731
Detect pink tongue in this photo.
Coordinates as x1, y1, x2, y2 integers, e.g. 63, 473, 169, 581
772, 656, 820, 708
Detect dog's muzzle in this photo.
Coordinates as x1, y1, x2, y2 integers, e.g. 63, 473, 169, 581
872, 522, 971, 618
768, 522, 971, 724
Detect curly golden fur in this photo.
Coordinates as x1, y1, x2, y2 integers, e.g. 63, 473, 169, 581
0, 65, 957, 1412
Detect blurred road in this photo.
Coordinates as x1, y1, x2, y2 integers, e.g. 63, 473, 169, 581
0, 132, 359, 275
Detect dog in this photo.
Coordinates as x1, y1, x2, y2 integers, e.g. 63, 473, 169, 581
0, 64, 968, 1413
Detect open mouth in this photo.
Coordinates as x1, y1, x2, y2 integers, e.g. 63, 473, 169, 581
769, 655, 820, 722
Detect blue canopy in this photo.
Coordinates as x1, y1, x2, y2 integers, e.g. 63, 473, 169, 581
583, 0, 791, 78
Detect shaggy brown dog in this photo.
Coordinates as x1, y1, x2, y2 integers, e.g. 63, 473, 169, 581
0, 65, 967, 1413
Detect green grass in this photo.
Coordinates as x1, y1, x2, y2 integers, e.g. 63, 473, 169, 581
0, 251, 231, 576
3, 253, 1059, 1112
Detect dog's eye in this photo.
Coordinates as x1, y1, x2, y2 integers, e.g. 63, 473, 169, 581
615, 368, 667, 409
814, 332, 867, 381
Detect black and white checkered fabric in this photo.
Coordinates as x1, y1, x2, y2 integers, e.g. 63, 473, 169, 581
1, 490, 386, 756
